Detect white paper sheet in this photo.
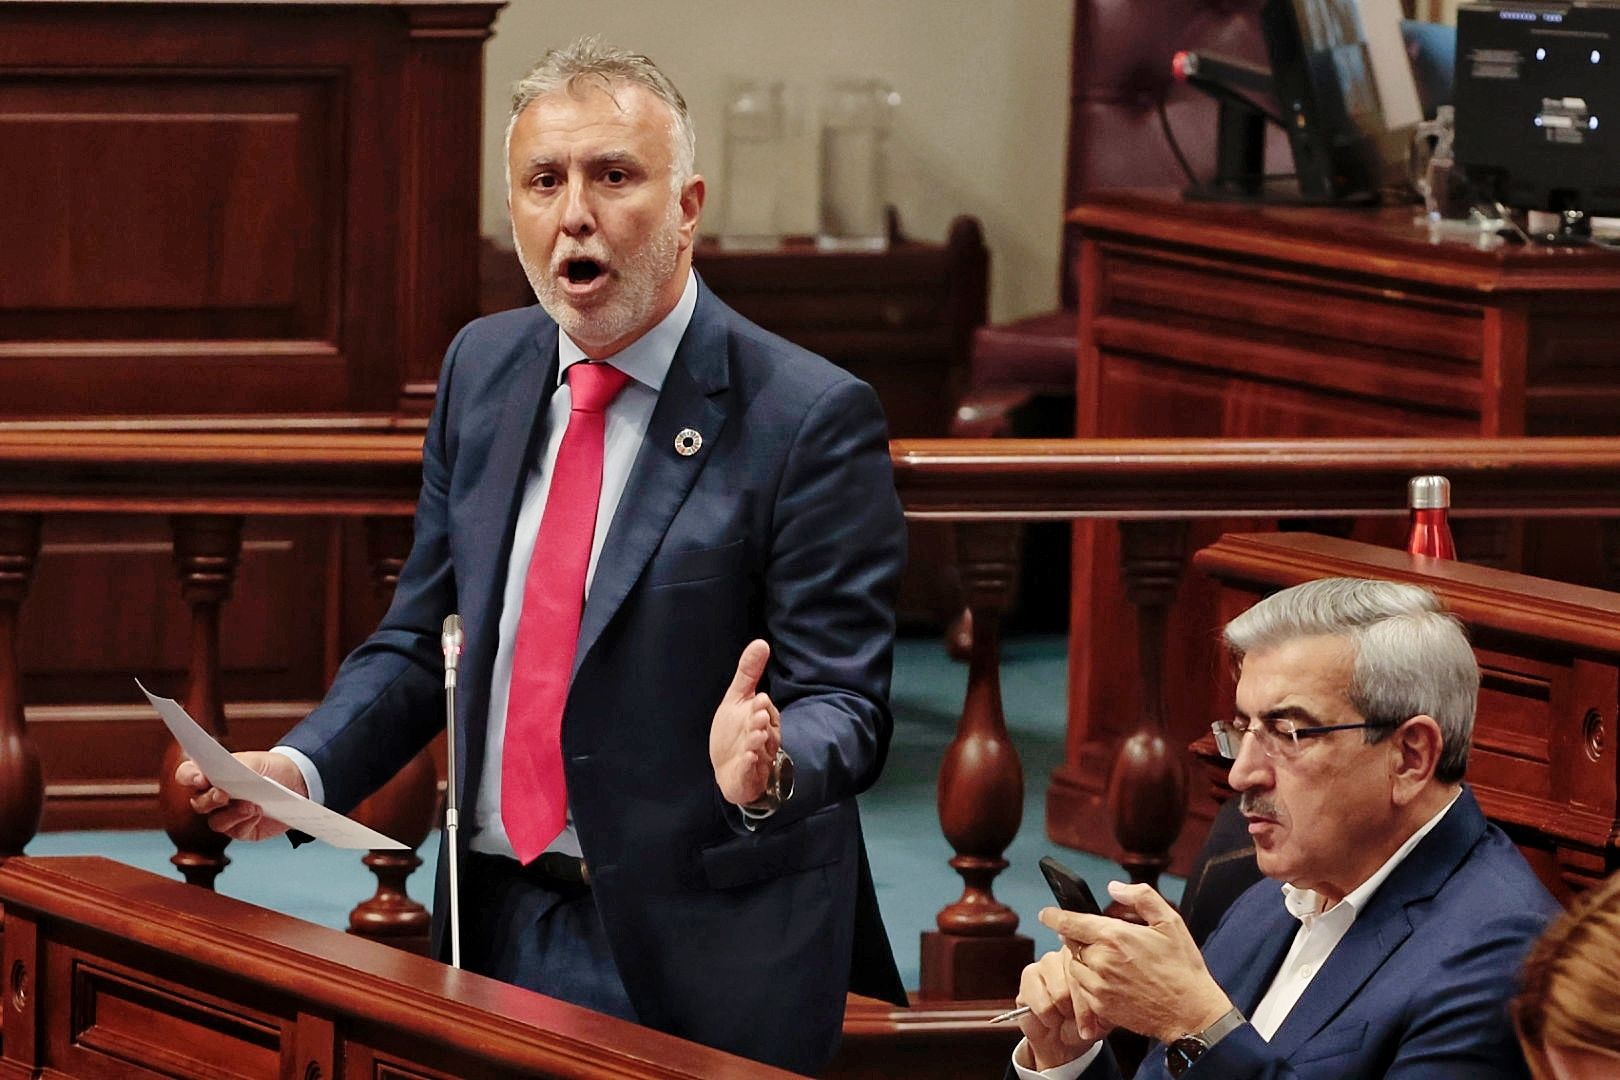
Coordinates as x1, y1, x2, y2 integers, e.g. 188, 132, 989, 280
139, 681, 407, 850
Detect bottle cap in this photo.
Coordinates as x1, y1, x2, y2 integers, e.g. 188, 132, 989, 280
1408, 475, 1451, 510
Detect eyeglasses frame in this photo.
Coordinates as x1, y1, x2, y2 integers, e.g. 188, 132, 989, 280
1210, 717, 1403, 761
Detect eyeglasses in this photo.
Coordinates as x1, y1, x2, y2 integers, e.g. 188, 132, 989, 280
1210, 715, 1398, 760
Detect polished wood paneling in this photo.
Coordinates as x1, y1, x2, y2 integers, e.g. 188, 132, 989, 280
1060, 189, 1620, 870
0, 0, 495, 829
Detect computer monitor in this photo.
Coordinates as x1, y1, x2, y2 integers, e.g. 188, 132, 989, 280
1260, 0, 1394, 203
1454, 1, 1620, 230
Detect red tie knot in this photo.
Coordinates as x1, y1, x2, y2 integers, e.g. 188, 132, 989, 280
567, 362, 633, 413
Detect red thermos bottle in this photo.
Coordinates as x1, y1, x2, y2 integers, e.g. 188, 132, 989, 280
1406, 475, 1456, 560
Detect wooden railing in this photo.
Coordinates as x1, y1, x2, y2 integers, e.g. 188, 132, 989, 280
0, 427, 425, 931
6, 431, 1620, 1006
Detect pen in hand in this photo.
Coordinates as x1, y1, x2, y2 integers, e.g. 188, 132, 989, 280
988, 1004, 1031, 1024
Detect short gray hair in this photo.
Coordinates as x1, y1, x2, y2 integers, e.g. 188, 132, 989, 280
505, 37, 696, 186
1223, 577, 1477, 783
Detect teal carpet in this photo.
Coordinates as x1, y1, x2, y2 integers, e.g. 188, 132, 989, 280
28, 634, 1181, 988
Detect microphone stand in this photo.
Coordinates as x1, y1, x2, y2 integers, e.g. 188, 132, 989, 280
441, 614, 465, 969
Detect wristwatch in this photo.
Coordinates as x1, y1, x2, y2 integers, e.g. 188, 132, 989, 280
1165, 1007, 1245, 1077
741, 748, 795, 820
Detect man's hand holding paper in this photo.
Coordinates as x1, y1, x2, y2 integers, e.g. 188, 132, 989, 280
175, 750, 307, 842
143, 682, 404, 850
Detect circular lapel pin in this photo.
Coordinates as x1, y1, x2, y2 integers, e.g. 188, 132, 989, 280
674, 428, 703, 457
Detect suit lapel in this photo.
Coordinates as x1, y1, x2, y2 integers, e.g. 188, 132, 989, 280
459, 320, 558, 802
572, 283, 730, 676
1264, 897, 1412, 1057
1265, 789, 1487, 1058
1208, 897, 1297, 1016
465, 321, 561, 608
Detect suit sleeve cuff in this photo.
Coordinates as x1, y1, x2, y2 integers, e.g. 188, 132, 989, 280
1012, 1037, 1104, 1079
270, 745, 324, 806
1180, 1021, 1274, 1076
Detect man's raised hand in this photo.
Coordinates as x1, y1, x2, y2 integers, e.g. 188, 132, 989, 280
1039, 881, 1233, 1043
709, 638, 781, 806
175, 751, 308, 842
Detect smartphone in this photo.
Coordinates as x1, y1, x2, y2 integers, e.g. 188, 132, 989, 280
1039, 855, 1102, 916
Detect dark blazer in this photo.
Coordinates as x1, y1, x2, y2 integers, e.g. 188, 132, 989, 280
282, 279, 909, 1075
1028, 788, 1556, 1080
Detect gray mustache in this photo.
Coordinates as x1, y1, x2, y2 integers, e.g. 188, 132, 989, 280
551, 246, 612, 271
1240, 792, 1281, 819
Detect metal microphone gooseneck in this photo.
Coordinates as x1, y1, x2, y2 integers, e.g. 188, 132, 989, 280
441, 613, 465, 969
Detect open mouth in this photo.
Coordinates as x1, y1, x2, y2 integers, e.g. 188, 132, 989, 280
563, 258, 605, 286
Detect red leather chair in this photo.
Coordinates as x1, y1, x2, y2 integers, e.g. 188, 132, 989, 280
953, 0, 1271, 439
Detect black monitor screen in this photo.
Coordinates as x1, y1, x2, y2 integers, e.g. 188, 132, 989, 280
1262, 0, 1392, 201
1454, 2, 1620, 218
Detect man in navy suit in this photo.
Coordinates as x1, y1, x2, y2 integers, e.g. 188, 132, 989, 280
1011, 578, 1558, 1079
178, 38, 907, 1076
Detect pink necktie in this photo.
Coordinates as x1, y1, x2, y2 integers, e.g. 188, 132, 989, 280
504, 361, 632, 863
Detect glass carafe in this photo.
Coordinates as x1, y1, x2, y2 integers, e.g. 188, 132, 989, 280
817, 79, 898, 251
720, 81, 785, 250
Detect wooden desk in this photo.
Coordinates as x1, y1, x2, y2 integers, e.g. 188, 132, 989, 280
0, 856, 792, 1079
1055, 188, 1620, 866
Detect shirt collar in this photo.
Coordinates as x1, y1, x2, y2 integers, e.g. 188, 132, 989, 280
556, 268, 697, 392
1280, 788, 1463, 923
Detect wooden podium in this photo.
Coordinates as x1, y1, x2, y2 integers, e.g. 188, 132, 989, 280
1055, 189, 1620, 867
0, 856, 790, 1079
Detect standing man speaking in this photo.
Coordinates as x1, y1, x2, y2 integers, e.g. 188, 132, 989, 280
178, 38, 908, 1076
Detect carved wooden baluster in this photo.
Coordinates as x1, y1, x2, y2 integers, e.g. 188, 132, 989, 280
919, 520, 1032, 1000
1106, 520, 1191, 907
0, 514, 43, 856
347, 515, 437, 954
160, 515, 242, 889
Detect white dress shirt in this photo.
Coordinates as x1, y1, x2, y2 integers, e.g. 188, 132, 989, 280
276, 270, 698, 862
1013, 790, 1463, 1080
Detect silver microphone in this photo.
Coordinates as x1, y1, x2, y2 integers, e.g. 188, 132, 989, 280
441, 613, 464, 690
440, 613, 464, 969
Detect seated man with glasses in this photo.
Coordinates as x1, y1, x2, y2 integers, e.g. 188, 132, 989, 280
1010, 577, 1558, 1079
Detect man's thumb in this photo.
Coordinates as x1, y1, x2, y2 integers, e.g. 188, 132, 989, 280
726, 639, 770, 702
1107, 880, 1176, 927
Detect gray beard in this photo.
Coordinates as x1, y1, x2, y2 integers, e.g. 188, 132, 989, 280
514, 210, 682, 353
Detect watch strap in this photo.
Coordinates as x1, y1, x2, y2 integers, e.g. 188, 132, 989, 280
1197, 1006, 1245, 1049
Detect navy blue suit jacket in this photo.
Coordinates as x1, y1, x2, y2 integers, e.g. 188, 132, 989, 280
281, 280, 908, 1074
1057, 788, 1556, 1079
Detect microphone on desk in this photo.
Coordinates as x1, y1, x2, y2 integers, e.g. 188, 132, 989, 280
1172, 50, 1274, 96
441, 613, 465, 969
